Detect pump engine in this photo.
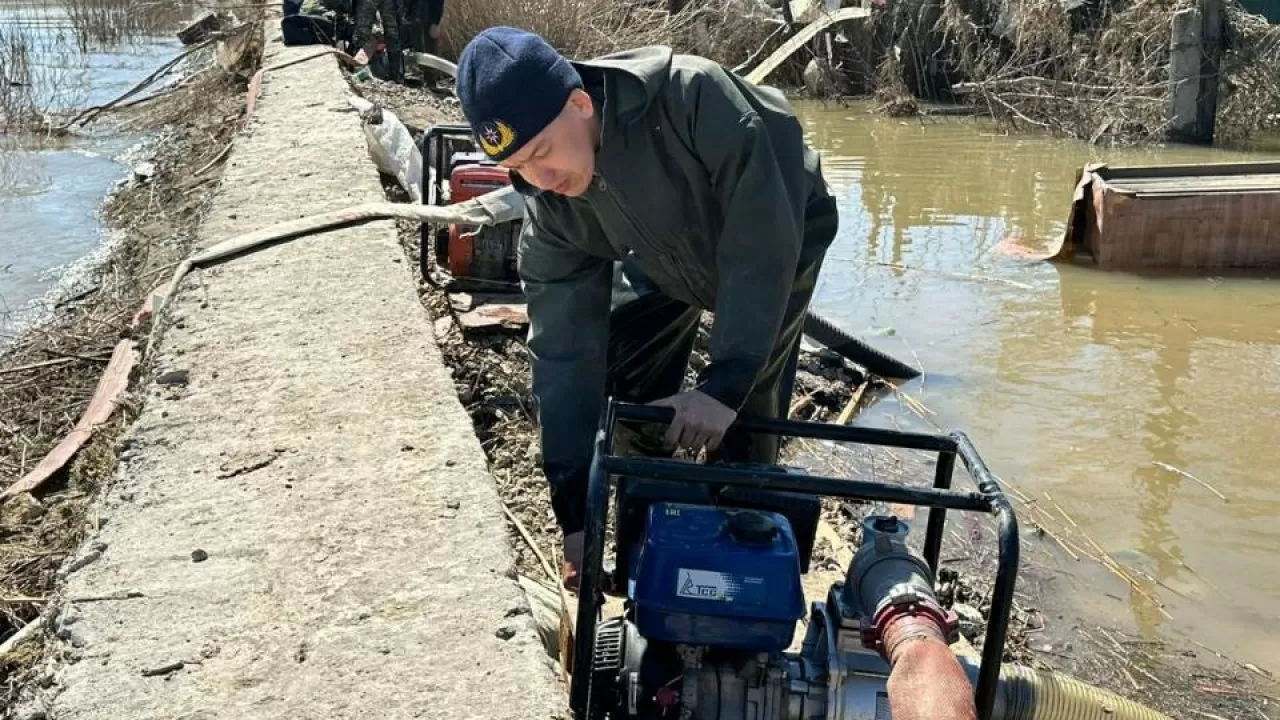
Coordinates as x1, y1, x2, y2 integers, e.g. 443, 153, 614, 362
590, 508, 965, 720
420, 124, 521, 288
572, 402, 1022, 720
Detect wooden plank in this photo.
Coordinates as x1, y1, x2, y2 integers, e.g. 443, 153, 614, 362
457, 302, 528, 332
1107, 175, 1280, 194
1091, 182, 1280, 270
177, 11, 223, 45
1096, 160, 1280, 181
743, 7, 870, 86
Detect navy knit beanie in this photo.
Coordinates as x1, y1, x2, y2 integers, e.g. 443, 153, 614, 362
456, 27, 584, 162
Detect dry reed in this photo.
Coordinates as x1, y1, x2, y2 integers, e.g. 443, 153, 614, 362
437, 0, 780, 68
864, 0, 1280, 144
1, 24, 248, 706
63, 0, 201, 51
0, 0, 207, 132
0, 13, 85, 132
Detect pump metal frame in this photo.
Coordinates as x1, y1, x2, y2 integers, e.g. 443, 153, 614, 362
571, 399, 1020, 720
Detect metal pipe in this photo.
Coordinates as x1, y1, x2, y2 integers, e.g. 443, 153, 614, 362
924, 451, 956, 572
952, 431, 1019, 720
610, 402, 959, 453
604, 456, 990, 512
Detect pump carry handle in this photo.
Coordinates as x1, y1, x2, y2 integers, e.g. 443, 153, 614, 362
571, 398, 1020, 720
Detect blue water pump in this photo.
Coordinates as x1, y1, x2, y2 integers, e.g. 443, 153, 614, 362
630, 503, 806, 652
572, 401, 1021, 720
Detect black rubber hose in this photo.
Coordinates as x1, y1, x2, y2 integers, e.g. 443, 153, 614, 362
802, 311, 921, 380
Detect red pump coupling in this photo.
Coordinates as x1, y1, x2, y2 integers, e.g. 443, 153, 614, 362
859, 586, 960, 662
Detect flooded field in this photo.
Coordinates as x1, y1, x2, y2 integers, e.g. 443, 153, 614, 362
0, 1, 188, 334
2, 0, 1277, 680
797, 100, 1280, 671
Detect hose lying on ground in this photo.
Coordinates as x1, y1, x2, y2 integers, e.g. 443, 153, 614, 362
154, 179, 921, 380
958, 657, 1175, 720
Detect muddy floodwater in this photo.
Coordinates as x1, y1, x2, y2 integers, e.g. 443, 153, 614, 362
797, 100, 1280, 671
0, 3, 184, 333
4, 10, 1278, 674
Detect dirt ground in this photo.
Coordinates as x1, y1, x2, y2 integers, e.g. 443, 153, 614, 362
0, 41, 251, 713
359, 76, 1278, 720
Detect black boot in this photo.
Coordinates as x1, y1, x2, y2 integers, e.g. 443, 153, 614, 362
389, 50, 404, 83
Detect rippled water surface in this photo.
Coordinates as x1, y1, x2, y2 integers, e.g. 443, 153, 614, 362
0, 2, 184, 332
797, 100, 1280, 670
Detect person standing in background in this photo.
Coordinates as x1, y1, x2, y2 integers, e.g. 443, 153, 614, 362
354, 0, 404, 82
402, 0, 445, 55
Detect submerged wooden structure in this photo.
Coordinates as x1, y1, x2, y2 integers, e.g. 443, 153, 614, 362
1052, 161, 1280, 271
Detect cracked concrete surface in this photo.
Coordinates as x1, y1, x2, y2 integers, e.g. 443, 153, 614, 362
24, 29, 567, 720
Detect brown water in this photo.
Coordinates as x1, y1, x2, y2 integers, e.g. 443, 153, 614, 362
796, 101, 1280, 671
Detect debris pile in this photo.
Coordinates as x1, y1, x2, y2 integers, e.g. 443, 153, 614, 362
436, 0, 782, 70
865, 0, 1280, 143
0, 43, 249, 710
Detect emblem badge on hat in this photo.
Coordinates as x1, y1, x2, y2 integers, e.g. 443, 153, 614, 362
477, 120, 517, 158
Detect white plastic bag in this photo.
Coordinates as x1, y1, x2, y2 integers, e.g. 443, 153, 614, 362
350, 95, 424, 203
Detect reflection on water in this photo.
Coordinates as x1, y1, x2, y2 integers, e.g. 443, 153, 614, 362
0, 2, 188, 334
798, 101, 1280, 669
0, 134, 137, 326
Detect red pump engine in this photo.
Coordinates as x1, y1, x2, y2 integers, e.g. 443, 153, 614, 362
423, 124, 522, 289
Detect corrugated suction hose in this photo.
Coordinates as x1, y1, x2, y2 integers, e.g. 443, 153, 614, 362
958, 658, 1174, 720
801, 311, 921, 380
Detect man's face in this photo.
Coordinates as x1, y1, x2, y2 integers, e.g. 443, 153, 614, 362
499, 89, 597, 197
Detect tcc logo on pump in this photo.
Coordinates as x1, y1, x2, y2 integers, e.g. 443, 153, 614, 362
677, 568, 729, 600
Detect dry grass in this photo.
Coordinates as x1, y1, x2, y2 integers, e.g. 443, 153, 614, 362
864, 0, 1280, 144
1217, 3, 1280, 142
0, 0, 209, 132
0, 37, 250, 708
436, 0, 779, 67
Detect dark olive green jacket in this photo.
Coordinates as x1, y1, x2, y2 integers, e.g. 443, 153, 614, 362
513, 46, 834, 531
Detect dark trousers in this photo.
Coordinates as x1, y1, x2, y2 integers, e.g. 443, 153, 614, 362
606, 196, 836, 465
400, 0, 443, 53
355, 0, 402, 80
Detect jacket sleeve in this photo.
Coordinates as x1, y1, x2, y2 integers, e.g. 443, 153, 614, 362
675, 64, 809, 411
518, 199, 614, 535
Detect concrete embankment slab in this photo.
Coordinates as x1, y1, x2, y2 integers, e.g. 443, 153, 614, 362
34, 30, 567, 720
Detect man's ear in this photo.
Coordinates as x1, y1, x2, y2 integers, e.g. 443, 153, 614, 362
567, 88, 594, 119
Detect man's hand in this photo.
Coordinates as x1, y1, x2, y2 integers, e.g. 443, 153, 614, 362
885, 636, 977, 720
648, 390, 737, 453
561, 530, 584, 592
354, 48, 369, 65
